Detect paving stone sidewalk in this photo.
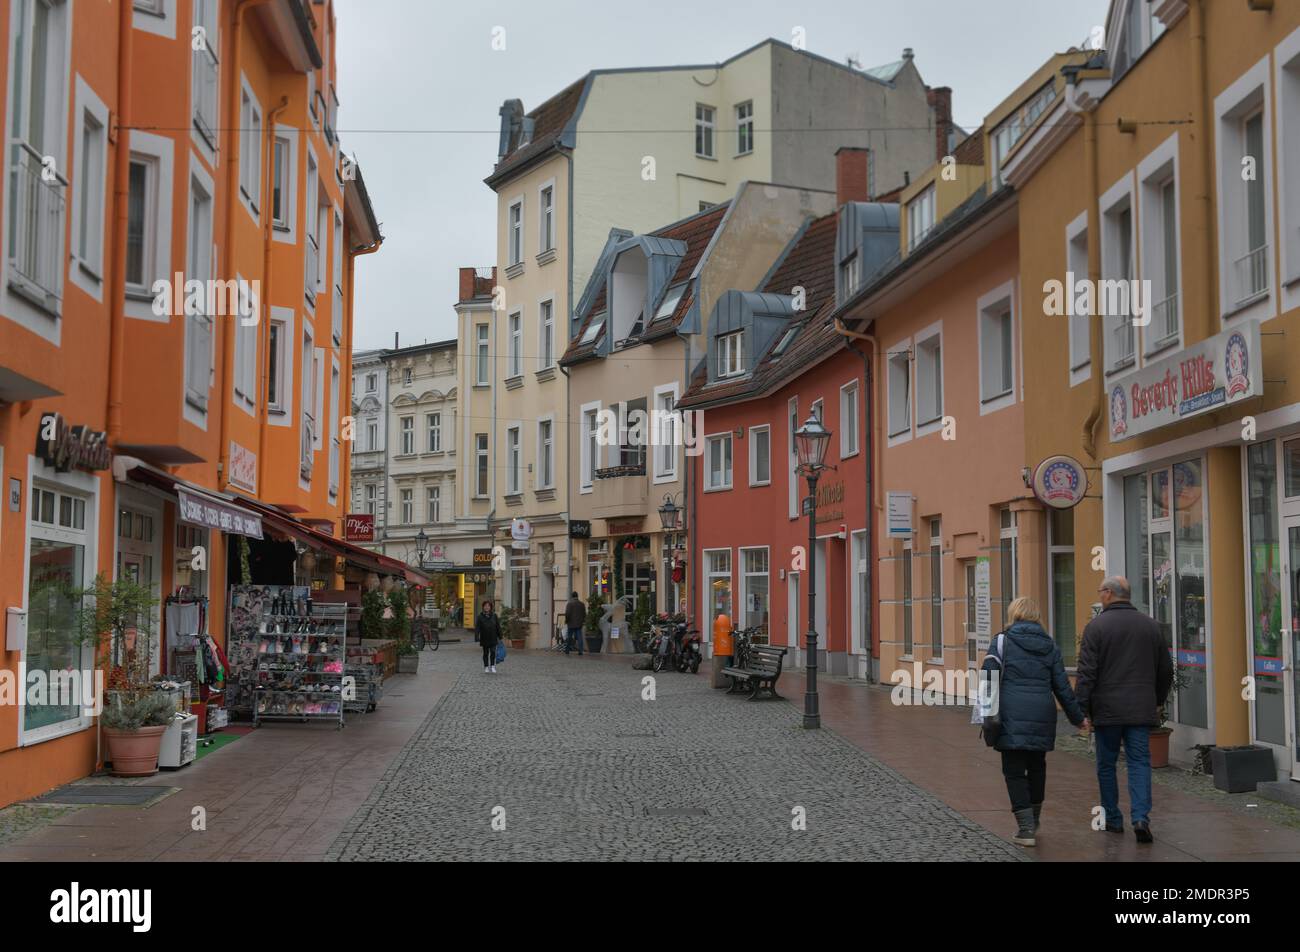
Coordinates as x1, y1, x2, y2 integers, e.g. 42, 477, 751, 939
328, 645, 1023, 862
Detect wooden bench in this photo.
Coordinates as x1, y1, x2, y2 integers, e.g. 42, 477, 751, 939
723, 645, 788, 700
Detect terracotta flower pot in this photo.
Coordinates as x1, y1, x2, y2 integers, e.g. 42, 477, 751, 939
1149, 726, 1172, 769
103, 725, 168, 778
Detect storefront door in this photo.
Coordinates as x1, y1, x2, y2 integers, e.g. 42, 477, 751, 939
117, 500, 162, 676
1286, 524, 1300, 781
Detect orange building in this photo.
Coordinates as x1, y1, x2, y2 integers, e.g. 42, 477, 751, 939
0, 0, 391, 808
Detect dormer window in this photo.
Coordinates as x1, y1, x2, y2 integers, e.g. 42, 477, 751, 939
655, 284, 685, 322
840, 253, 860, 299
717, 331, 743, 378
907, 185, 935, 251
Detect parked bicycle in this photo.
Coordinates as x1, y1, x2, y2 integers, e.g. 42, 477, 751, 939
411, 617, 439, 651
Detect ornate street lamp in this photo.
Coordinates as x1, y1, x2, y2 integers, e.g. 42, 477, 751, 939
657, 493, 684, 531
414, 528, 429, 568
794, 413, 832, 729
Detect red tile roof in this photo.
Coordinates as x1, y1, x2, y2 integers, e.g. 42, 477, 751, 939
486, 77, 587, 188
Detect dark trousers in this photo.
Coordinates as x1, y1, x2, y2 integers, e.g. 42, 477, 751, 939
1000, 749, 1047, 812
565, 626, 583, 654
482, 642, 495, 667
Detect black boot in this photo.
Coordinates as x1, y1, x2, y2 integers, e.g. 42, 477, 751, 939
1012, 808, 1036, 847
1032, 803, 1042, 832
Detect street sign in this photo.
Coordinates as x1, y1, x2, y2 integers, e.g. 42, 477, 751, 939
887, 492, 913, 538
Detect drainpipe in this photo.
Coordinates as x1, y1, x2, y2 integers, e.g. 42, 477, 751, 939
1065, 78, 1103, 461
346, 239, 382, 545
255, 96, 290, 498
1190, 0, 1217, 340
106, 0, 135, 444
836, 318, 878, 682
217, 0, 273, 492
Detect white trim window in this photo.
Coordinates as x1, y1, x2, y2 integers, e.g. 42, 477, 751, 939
739, 547, 770, 643
735, 101, 754, 155
506, 426, 521, 495
427, 412, 441, 453
928, 518, 943, 661
580, 403, 600, 491
653, 385, 678, 482
300, 323, 316, 479
539, 298, 555, 369
272, 133, 291, 229
184, 170, 215, 413
72, 88, 109, 285
907, 184, 936, 251
1214, 57, 1273, 320
1066, 212, 1090, 381
539, 183, 555, 253
508, 311, 523, 377
125, 154, 157, 297
328, 360, 340, 496
914, 327, 942, 430
840, 380, 861, 454
977, 281, 1016, 413
695, 103, 715, 158
1138, 133, 1181, 354
537, 417, 554, 489
268, 315, 287, 413
364, 483, 376, 516
400, 416, 414, 455
476, 323, 490, 384
717, 331, 743, 378
400, 488, 413, 525
332, 209, 344, 343
191, 0, 220, 150
365, 417, 377, 451
749, 425, 771, 486
1101, 184, 1136, 369
304, 149, 320, 306
705, 434, 733, 491
238, 78, 263, 219
427, 485, 441, 524
475, 433, 489, 498
887, 345, 911, 438
508, 198, 524, 266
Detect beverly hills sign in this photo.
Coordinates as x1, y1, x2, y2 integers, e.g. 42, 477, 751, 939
1108, 321, 1261, 442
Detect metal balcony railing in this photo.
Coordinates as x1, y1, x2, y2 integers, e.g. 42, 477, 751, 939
300, 417, 315, 479
1233, 244, 1269, 308
8, 141, 67, 312
192, 46, 219, 147
1112, 316, 1135, 368
1150, 292, 1179, 348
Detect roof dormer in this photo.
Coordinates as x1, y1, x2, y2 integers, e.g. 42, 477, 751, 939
605, 235, 686, 351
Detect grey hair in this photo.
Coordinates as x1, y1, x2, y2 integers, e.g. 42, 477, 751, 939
1101, 576, 1132, 600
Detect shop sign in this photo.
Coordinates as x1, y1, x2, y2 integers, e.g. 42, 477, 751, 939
345, 513, 374, 542
886, 492, 913, 538
35, 413, 111, 473
1108, 320, 1261, 442
177, 489, 264, 539
608, 518, 642, 535
1030, 455, 1088, 510
569, 519, 591, 539
473, 548, 494, 567
229, 441, 257, 492
511, 517, 533, 542
974, 556, 991, 638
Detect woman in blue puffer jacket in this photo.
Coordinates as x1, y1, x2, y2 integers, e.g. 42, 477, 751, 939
982, 596, 1086, 847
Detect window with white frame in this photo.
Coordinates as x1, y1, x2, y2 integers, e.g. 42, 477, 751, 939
706, 434, 732, 490
749, 425, 770, 486
304, 151, 319, 305
332, 210, 344, 342
840, 381, 860, 454
400, 489, 413, 525
654, 387, 678, 481
233, 306, 256, 412
1066, 216, 1090, 373
581, 405, 599, 490
1214, 63, 1274, 316
365, 417, 377, 451
364, 483, 376, 515
717, 331, 743, 378
300, 325, 315, 477
508, 199, 523, 266
915, 331, 942, 427
427, 486, 441, 524
328, 363, 340, 495
508, 311, 522, 377
1102, 196, 1136, 368
539, 184, 554, 253
74, 106, 107, 276
191, 0, 219, 147
739, 547, 769, 643
538, 419, 554, 489
907, 184, 936, 251
268, 318, 287, 413
506, 427, 521, 494
901, 541, 914, 656
400, 416, 414, 455
126, 155, 158, 296
735, 101, 754, 155
427, 412, 442, 452
238, 83, 262, 215
539, 299, 554, 369
840, 252, 860, 300
887, 347, 911, 437
475, 434, 489, 497
185, 174, 214, 411
1140, 150, 1180, 352
272, 134, 291, 229
365, 372, 376, 393
403, 367, 411, 386
978, 292, 1015, 404
476, 324, 490, 384
928, 518, 943, 660
695, 104, 715, 158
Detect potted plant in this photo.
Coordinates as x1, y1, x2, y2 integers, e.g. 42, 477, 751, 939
628, 592, 652, 655
499, 606, 527, 649
387, 587, 418, 673
1150, 666, 1192, 769
360, 588, 387, 639
584, 591, 605, 654
73, 574, 171, 777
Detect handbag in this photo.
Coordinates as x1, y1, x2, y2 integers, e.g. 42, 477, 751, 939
978, 632, 1007, 748
495, 640, 506, 664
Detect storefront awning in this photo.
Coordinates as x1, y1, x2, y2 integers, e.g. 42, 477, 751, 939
115, 458, 264, 539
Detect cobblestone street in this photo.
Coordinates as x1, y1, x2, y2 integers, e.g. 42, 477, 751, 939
327, 645, 1022, 862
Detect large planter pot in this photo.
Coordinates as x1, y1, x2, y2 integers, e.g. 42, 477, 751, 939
1210, 744, 1277, 793
509, 638, 526, 650
103, 725, 168, 778
397, 653, 420, 674
1149, 727, 1172, 769
585, 635, 603, 654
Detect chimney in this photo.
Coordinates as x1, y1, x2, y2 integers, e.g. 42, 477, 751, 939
927, 86, 953, 161
458, 267, 476, 303
394, 332, 399, 350
835, 146, 870, 206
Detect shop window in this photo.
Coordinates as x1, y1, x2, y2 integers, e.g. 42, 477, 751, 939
1049, 508, 1077, 666
1246, 441, 1286, 747
704, 549, 731, 634
26, 519, 89, 735
1284, 438, 1300, 498
739, 547, 769, 644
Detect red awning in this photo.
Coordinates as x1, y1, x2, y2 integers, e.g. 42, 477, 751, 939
118, 460, 264, 539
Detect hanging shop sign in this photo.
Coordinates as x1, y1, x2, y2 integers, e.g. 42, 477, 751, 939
1108, 319, 1262, 442
569, 519, 592, 539
1030, 455, 1088, 509
345, 513, 374, 542
177, 489, 264, 539
35, 413, 111, 473
511, 518, 533, 542
229, 441, 257, 492
886, 492, 913, 538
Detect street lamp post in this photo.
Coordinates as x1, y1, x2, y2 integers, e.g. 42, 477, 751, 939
794, 413, 832, 730
414, 528, 429, 569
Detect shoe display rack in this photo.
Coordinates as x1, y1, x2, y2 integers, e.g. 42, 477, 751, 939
227, 585, 347, 729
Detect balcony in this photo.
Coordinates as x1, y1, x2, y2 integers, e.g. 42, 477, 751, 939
592, 463, 647, 521
8, 142, 67, 314
1232, 244, 1269, 309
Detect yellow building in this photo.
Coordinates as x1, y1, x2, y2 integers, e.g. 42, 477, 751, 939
1009, 0, 1300, 777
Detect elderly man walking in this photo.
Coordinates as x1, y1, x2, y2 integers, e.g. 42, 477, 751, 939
1075, 576, 1173, 843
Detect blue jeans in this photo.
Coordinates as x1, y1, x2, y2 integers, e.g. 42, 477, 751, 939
566, 627, 583, 654
1094, 725, 1153, 827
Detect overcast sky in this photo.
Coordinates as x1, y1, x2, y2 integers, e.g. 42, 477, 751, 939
336, 0, 1112, 351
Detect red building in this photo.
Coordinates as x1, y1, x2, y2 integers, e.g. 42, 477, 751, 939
680, 166, 900, 679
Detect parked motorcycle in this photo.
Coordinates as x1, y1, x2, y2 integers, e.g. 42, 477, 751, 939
649, 620, 702, 674
676, 626, 703, 674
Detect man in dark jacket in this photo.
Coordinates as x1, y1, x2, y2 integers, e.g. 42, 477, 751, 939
564, 592, 586, 656
1075, 575, 1173, 843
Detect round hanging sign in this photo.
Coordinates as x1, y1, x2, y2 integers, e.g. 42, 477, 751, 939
1031, 455, 1088, 509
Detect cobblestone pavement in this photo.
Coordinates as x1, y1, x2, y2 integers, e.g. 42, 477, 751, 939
329, 646, 1024, 862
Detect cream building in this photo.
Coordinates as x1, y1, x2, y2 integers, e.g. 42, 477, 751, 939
479, 39, 947, 644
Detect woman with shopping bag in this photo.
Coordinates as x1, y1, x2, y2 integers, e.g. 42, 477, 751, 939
475, 600, 502, 674
980, 596, 1086, 847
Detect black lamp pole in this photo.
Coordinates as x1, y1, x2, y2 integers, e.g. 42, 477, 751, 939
803, 468, 821, 730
